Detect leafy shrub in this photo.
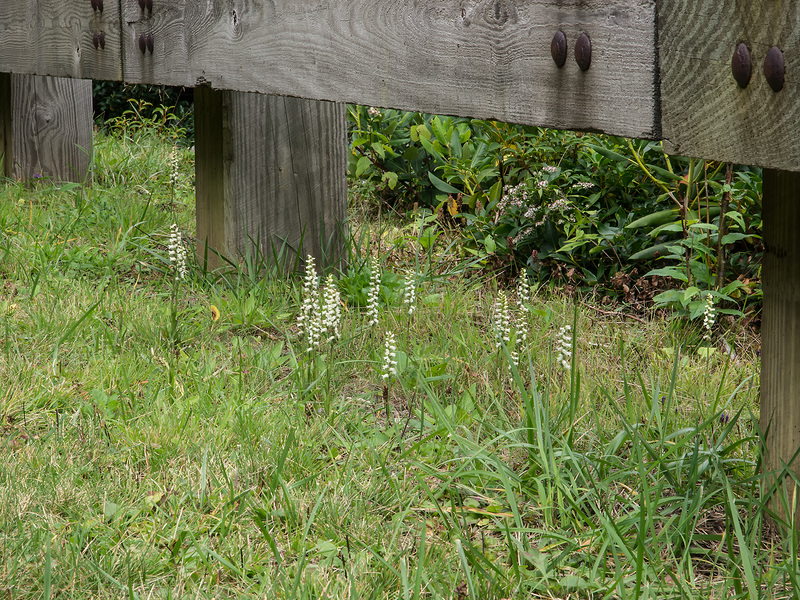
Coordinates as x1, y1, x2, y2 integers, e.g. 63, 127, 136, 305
347, 107, 764, 318
93, 81, 194, 140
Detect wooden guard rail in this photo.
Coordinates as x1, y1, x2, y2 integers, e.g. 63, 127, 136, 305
1, 0, 799, 521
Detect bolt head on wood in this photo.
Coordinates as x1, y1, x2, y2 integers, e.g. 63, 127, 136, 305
731, 42, 752, 88
138, 0, 145, 9
91, 0, 97, 10
146, 33, 154, 53
145, 0, 153, 11
764, 46, 785, 93
139, 33, 147, 53
551, 30, 567, 68
92, 33, 99, 49
575, 33, 592, 71
99, 31, 105, 49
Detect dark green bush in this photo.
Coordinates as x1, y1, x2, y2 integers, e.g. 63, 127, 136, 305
93, 81, 194, 139
347, 106, 763, 317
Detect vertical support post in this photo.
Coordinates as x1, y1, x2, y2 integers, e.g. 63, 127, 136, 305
0, 74, 92, 182
761, 168, 800, 523
194, 88, 347, 271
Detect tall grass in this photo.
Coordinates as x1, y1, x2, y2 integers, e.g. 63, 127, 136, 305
0, 117, 792, 599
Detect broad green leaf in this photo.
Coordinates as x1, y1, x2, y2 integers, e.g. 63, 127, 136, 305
645, 267, 688, 282
371, 142, 386, 160
683, 286, 701, 305
417, 125, 432, 141
583, 143, 632, 164
449, 128, 462, 159
629, 242, 678, 261
488, 181, 503, 205
403, 146, 419, 161
721, 232, 753, 244
355, 156, 372, 178
428, 172, 461, 194
382, 171, 399, 190
419, 136, 444, 163
626, 209, 678, 230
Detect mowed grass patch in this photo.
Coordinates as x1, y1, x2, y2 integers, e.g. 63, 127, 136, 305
1, 124, 795, 600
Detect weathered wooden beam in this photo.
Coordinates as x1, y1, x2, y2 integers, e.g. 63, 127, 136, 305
0, 74, 92, 182
1, 0, 660, 141
659, 0, 800, 171
0, 0, 122, 81
195, 88, 347, 270
761, 169, 800, 523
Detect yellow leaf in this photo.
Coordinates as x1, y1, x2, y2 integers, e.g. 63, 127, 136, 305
447, 196, 459, 217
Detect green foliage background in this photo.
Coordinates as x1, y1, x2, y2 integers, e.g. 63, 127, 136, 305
348, 106, 763, 320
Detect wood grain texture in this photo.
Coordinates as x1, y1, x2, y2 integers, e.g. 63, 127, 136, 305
195, 89, 347, 269
120, 0, 658, 139
1, 74, 92, 182
0, 0, 122, 81
0, 75, 10, 177
659, 0, 800, 170
761, 169, 800, 523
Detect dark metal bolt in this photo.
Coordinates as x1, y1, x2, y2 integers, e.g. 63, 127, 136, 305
731, 43, 752, 88
146, 32, 154, 53
93, 33, 99, 49
97, 0, 103, 11
575, 33, 592, 71
764, 46, 785, 92
145, 0, 152, 11
139, 33, 147, 53
551, 30, 567, 68
138, 0, 145, 9
99, 31, 105, 49
91, 0, 97, 10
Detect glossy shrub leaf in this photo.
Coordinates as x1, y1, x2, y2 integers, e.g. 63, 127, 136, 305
428, 172, 461, 195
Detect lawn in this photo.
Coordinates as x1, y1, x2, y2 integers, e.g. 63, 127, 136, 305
0, 123, 795, 599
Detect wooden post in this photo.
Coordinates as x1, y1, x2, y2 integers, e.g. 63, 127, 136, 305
194, 88, 347, 271
0, 73, 92, 182
761, 169, 800, 523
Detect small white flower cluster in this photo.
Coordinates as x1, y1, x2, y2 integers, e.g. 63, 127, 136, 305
536, 195, 574, 227
492, 292, 511, 348
403, 270, 416, 315
572, 181, 594, 190
493, 288, 531, 370
516, 278, 530, 344
382, 331, 398, 380
366, 257, 381, 326
536, 180, 548, 190
556, 325, 572, 371
169, 148, 179, 188
298, 256, 322, 350
512, 225, 535, 246
367, 107, 381, 117
517, 278, 531, 312
542, 165, 558, 174
169, 223, 187, 280
703, 293, 716, 340
496, 184, 528, 216
320, 274, 342, 343
297, 256, 342, 351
